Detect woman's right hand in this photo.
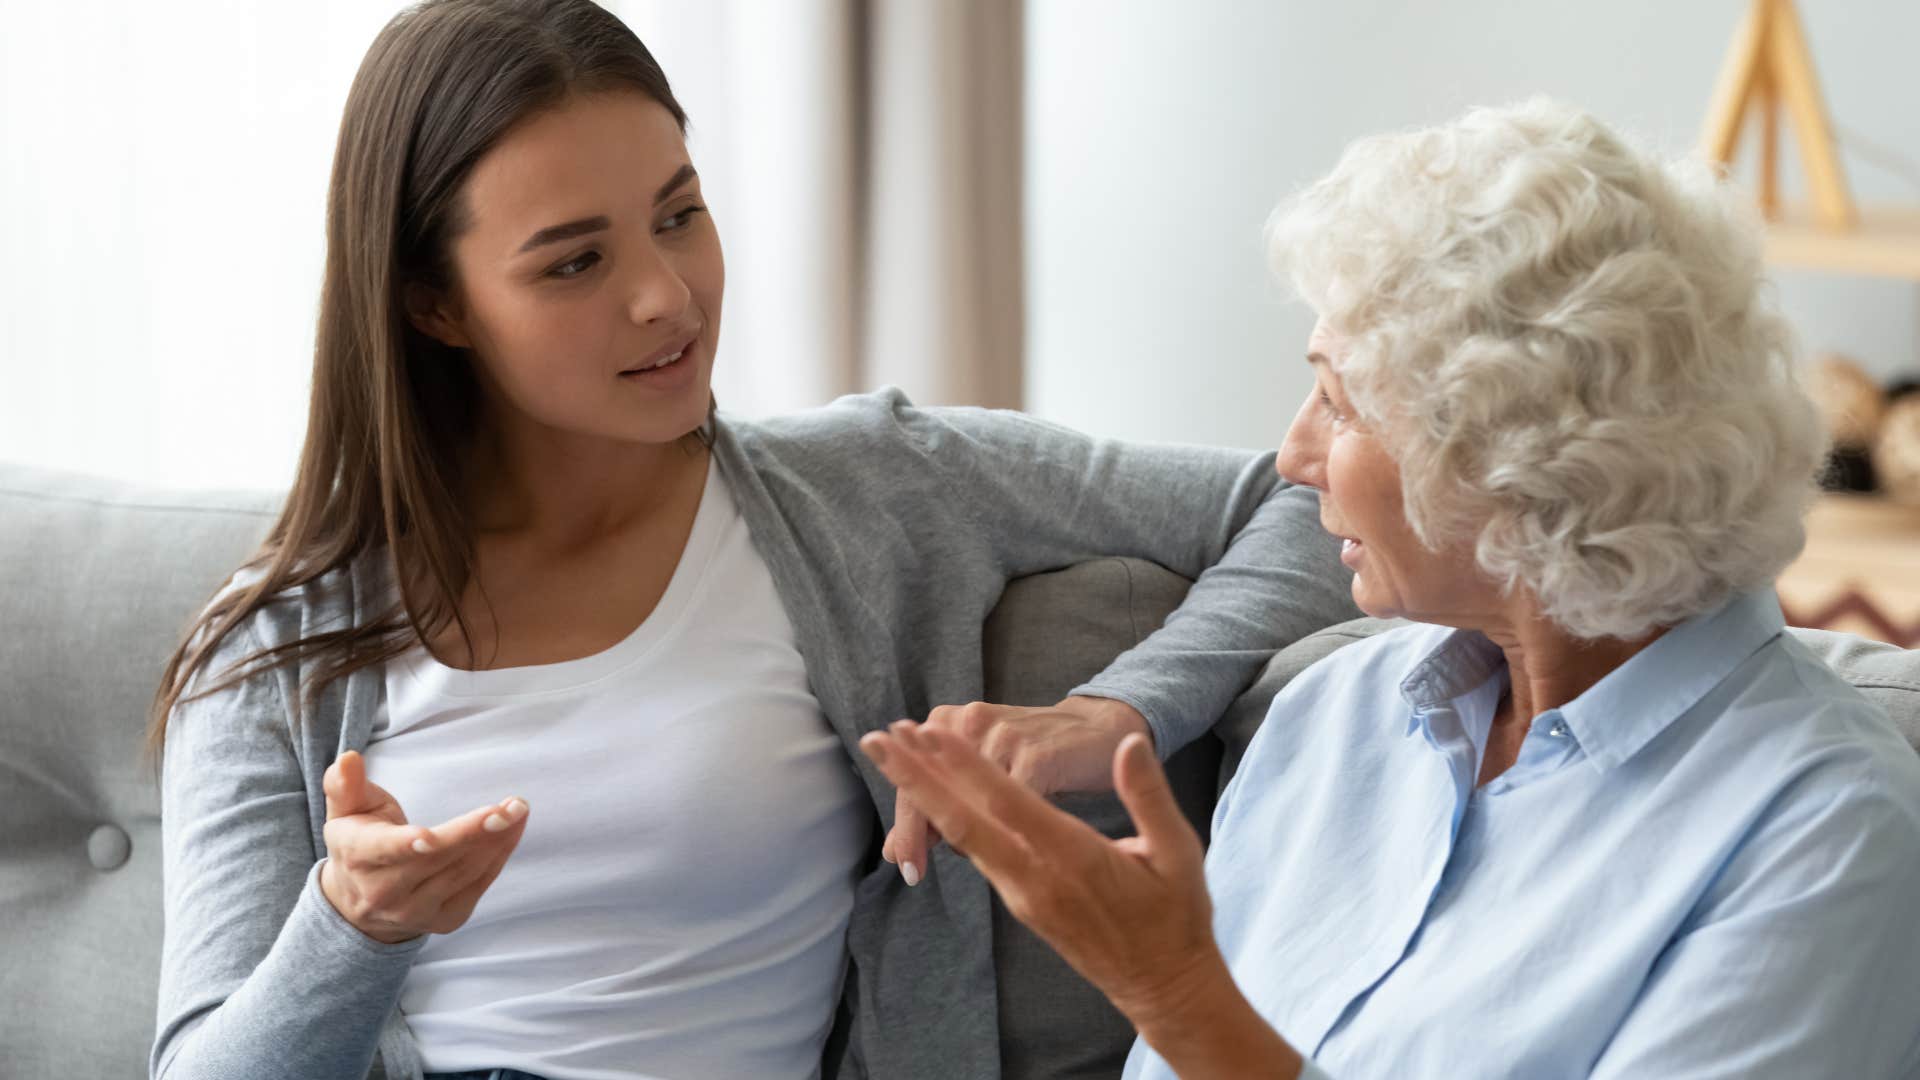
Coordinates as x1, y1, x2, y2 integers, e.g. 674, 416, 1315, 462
318, 749, 529, 944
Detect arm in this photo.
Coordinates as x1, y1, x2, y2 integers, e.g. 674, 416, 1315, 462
1590, 757, 1920, 1078
899, 398, 1359, 756
152, 622, 424, 1080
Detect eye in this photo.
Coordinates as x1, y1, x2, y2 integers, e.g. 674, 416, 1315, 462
659, 204, 707, 232
547, 251, 601, 279
1318, 390, 1345, 421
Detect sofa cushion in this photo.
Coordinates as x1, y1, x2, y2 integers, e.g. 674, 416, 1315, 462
0, 463, 277, 1078
982, 557, 1212, 1080
1792, 627, 1920, 751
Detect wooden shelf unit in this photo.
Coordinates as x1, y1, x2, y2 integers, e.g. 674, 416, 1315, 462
1763, 204, 1920, 280
1778, 494, 1920, 647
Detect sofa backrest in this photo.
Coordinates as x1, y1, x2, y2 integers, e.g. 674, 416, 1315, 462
1, 463, 278, 1078
6, 459, 1916, 1080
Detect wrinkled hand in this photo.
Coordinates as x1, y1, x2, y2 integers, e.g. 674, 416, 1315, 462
318, 750, 529, 945
881, 696, 1149, 887
861, 722, 1220, 1030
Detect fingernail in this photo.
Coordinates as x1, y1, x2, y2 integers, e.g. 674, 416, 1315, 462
901, 861, 921, 887
861, 734, 889, 765
484, 798, 529, 830
411, 837, 433, 855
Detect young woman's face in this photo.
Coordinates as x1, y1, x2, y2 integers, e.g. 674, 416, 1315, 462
415, 90, 723, 448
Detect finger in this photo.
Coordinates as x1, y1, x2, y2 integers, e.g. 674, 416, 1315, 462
978, 722, 1024, 776
323, 751, 369, 820
418, 796, 530, 855
862, 724, 1041, 881
324, 813, 439, 872
889, 789, 930, 887
928, 702, 1000, 743
414, 809, 528, 911
952, 702, 999, 741
325, 750, 410, 829
328, 794, 519, 872
1112, 734, 1202, 874
916, 726, 1098, 857
433, 824, 526, 927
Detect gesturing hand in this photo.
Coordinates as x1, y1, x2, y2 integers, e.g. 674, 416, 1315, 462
882, 696, 1149, 887
863, 722, 1216, 1025
318, 750, 529, 945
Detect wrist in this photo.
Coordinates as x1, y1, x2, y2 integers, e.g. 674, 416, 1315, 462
1129, 948, 1302, 1080
1059, 694, 1153, 748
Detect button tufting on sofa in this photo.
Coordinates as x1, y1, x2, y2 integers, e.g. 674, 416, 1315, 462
87, 823, 131, 872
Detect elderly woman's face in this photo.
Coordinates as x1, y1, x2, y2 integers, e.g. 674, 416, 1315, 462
1277, 320, 1494, 625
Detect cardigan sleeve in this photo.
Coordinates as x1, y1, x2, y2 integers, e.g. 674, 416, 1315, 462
883, 389, 1361, 755
151, 616, 425, 1080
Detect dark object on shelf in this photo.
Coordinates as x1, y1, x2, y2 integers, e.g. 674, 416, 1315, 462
1821, 447, 1878, 493
1875, 395, 1920, 506
1808, 353, 1887, 450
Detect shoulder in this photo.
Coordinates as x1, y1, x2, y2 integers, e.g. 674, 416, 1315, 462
725, 386, 929, 449
174, 556, 371, 729
1679, 637, 1920, 889
723, 386, 1074, 457
198, 558, 366, 655
1704, 634, 1920, 799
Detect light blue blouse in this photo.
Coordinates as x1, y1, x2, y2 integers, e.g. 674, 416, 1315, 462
1126, 589, 1920, 1078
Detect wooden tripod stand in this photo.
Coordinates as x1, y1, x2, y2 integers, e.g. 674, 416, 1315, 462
1699, 0, 1855, 229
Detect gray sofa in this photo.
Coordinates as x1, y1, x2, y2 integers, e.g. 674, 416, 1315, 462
5, 461, 1919, 1079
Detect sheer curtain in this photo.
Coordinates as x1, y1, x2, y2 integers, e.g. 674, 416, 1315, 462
0, 0, 1023, 490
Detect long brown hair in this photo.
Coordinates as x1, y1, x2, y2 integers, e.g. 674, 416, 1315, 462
146, 0, 689, 761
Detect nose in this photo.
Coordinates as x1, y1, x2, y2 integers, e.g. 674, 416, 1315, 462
625, 240, 693, 326
1275, 390, 1327, 490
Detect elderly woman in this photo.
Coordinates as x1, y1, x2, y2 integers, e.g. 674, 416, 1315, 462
862, 98, 1920, 1078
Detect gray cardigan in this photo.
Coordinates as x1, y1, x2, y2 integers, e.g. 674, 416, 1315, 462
152, 389, 1357, 1080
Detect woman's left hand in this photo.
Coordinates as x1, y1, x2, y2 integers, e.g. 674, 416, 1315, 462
861, 721, 1220, 1029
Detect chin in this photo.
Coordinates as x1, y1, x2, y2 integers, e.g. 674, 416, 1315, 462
1351, 582, 1403, 622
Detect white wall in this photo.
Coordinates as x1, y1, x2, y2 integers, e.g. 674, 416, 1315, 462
1025, 0, 1920, 451
0, 1, 849, 490
0, 2, 406, 490
7, 2, 1916, 488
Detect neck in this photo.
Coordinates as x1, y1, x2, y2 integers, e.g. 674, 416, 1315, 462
1480, 600, 1666, 730
462, 412, 707, 548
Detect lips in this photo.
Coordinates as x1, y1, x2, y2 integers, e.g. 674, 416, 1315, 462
620, 333, 698, 375
1339, 536, 1365, 569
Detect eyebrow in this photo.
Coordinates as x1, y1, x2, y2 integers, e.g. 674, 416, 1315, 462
514, 164, 700, 254
1306, 351, 1329, 365
652, 163, 698, 205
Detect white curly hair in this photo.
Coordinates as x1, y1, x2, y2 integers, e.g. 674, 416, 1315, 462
1267, 97, 1826, 640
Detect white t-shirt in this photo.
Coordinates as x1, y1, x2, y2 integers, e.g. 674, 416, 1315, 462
364, 460, 871, 1080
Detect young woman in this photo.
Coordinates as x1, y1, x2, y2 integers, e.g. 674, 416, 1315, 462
146, 2, 1355, 1078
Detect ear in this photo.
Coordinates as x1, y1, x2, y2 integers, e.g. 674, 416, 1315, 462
404, 281, 473, 349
